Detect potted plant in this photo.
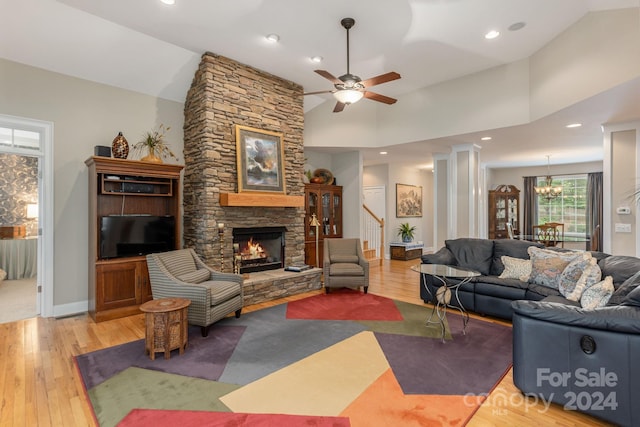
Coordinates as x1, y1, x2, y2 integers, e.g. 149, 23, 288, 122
397, 222, 416, 243
133, 124, 179, 163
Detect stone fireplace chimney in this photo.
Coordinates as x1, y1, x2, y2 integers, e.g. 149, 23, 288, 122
182, 52, 306, 272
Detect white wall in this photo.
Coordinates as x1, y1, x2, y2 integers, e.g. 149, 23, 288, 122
304, 9, 640, 151
0, 58, 184, 314
529, 8, 640, 121
332, 151, 362, 239
609, 129, 638, 255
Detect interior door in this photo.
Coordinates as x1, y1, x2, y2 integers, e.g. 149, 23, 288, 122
363, 186, 386, 220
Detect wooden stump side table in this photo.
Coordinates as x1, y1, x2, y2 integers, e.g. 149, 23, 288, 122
139, 297, 191, 360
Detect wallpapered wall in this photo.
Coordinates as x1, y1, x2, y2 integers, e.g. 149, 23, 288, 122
0, 153, 38, 237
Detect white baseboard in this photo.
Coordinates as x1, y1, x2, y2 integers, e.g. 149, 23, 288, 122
52, 300, 88, 318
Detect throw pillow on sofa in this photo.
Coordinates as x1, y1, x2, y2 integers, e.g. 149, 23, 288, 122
580, 276, 614, 309
527, 247, 584, 289
490, 239, 544, 276
558, 252, 594, 298
499, 256, 531, 281
565, 260, 603, 301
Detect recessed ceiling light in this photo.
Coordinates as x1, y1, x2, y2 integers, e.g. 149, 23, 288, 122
508, 22, 526, 31
266, 34, 280, 43
566, 123, 582, 128
310, 56, 323, 63
485, 30, 500, 40
379, 151, 388, 155
481, 136, 492, 141
160, 0, 175, 4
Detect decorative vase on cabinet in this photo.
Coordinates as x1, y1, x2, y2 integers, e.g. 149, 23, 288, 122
111, 132, 129, 159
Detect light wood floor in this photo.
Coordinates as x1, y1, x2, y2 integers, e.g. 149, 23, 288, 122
0, 259, 609, 426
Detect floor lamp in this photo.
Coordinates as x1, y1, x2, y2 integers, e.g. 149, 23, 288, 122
309, 214, 321, 267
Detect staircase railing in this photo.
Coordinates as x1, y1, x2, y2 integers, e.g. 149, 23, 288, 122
362, 204, 384, 265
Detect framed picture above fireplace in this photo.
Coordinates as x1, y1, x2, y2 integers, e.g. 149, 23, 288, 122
235, 125, 286, 194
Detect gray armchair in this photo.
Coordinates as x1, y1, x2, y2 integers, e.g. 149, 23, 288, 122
323, 238, 369, 294
146, 248, 243, 337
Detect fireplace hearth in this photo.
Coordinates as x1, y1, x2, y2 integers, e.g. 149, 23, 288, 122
233, 227, 286, 274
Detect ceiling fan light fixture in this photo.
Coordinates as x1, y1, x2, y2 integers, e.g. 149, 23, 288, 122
333, 89, 364, 105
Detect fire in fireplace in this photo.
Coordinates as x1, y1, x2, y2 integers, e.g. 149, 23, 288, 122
232, 226, 286, 274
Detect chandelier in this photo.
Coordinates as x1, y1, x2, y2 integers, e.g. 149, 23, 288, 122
534, 155, 562, 200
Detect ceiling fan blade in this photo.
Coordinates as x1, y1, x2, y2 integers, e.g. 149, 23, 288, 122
314, 70, 342, 85
333, 102, 346, 113
304, 90, 335, 96
360, 72, 401, 88
363, 91, 397, 105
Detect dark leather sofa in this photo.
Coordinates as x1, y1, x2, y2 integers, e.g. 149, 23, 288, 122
420, 238, 558, 319
512, 296, 640, 426
420, 237, 640, 426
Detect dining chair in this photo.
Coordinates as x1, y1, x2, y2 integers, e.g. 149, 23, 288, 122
532, 224, 559, 247
506, 222, 515, 239
544, 222, 565, 248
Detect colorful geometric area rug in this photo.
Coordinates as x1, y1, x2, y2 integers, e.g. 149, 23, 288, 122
75, 289, 513, 427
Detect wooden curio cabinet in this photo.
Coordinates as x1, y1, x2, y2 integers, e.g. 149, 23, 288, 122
304, 183, 342, 267
85, 156, 183, 322
488, 185, 520, 239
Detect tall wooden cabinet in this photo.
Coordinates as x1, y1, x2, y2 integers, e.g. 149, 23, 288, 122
85, 157, 183, 322
488, 184, 520, 239
304, 184, 342, 267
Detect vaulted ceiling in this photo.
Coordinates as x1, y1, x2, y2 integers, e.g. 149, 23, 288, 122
2, 0, 639, 168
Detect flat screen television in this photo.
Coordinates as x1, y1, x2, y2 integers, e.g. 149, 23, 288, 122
99, 215, 175, 259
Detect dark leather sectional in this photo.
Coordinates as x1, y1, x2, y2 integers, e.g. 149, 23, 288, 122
419, 237, 640, 426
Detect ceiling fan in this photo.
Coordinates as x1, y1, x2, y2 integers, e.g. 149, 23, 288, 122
304, 17, 401, 113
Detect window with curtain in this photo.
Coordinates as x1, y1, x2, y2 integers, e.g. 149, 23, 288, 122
537, 174, 587, 235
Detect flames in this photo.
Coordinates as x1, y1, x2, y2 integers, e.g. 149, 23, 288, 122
241, 237, 266, 260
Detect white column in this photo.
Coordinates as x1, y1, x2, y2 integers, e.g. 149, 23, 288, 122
433, 154, 450, 249
451, 144, 481, 238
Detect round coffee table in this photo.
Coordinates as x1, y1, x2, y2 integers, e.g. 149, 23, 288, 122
412, 264, 480, 342
139, 297, 191, 360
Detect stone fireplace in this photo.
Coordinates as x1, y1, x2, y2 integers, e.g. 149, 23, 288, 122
182, 52, 320, 304
233, 226, 286, 274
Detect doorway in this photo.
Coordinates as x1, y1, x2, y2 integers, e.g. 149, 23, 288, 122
0, 114, 54, 322
363, 185, 386, 258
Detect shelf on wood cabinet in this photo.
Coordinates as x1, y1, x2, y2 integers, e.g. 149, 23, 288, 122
219, 192, 304, 207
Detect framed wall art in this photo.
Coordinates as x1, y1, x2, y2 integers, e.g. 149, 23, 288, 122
235, 125, 286, 193
396, 183, 423, 217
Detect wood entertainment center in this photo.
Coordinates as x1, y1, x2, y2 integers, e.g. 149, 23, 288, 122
85, 157, 183, 322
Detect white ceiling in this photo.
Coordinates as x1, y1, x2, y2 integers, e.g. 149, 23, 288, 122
2, 0, 639, 169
